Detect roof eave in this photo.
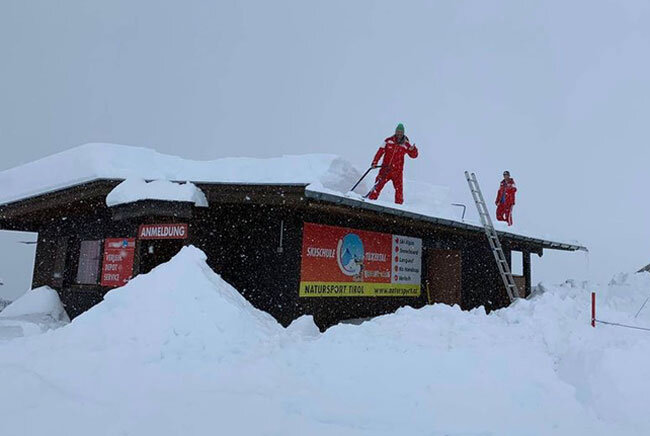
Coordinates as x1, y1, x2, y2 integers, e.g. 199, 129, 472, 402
0, 178, 588, 252
304, 189, 587, 252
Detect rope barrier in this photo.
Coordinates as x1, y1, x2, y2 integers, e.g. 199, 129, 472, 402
591, 292, 650, 332
634, 296, 650, 319
594, 319, 650, 332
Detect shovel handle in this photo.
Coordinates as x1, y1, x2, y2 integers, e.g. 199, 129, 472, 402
350, 166, 382, 193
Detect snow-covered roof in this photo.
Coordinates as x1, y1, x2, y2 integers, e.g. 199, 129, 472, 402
0, 143, 362, 206
306, 190, 586, 251
0, 143, 585, 250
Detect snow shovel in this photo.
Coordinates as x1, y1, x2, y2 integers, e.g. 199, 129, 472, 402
350, 165, 382, 194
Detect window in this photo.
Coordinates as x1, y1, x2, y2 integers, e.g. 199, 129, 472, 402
511, 250, 523, 276
76, 240, 102, 284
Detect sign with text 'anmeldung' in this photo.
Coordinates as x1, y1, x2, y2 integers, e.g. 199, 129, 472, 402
100, 238, 135, 287
138, 223, 188, 240
299, 222, 422, 297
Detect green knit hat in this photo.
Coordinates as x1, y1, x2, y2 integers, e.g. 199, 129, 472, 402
395, 123, 405, 133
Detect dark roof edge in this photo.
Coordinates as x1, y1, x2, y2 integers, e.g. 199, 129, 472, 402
0, 177, 106, 208
0, 178, 587, 252
305, 189, 588, 252
0, 178, 311, 208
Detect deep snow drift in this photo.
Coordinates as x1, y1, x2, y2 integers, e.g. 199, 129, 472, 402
0, 286, 69, 339
1, 247, 648, 435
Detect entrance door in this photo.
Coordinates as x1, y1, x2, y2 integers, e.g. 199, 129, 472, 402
138, 240, 184, 275
426, 249, 462, 306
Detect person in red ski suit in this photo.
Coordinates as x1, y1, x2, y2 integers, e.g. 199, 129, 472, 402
367, 123, 418, 204
495, 171, 517, 226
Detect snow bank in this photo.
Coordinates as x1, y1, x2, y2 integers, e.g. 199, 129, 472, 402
0, 297, 11, 312
0, 286, 68, 320
0, 247, 648, 434
106, 178, 209, 207
0, 143, 366, 205
60, 245, 284, 361
0, 286, 69, 338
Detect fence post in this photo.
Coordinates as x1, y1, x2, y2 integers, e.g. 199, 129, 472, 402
591, 292, 596, 328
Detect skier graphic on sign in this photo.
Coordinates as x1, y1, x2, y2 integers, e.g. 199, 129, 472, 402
336, 233, 364, 280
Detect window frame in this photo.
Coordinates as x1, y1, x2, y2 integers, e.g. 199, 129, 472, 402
75, 239, 104, 285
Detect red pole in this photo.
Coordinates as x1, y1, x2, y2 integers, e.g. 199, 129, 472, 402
591, 292, 596, 328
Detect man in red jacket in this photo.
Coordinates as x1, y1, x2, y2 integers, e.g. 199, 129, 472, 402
495, 171, 517, 226
367, 123, 418, 204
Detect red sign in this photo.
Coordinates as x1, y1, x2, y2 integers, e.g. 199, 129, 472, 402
299, 223, 422, 297
100, 238, 136, 287
138, 223, 188, 240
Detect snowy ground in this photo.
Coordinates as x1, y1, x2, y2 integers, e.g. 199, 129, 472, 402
1, 247, 649, 435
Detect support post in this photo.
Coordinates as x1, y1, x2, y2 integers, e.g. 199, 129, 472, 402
523, 250, 532, 298
591, 292, 596, 328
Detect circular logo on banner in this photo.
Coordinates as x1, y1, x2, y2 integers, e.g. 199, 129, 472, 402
336, 233, 364, 276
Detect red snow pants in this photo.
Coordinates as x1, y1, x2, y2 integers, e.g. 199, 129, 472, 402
368, 170, 403, 204
496, 203, 514, 226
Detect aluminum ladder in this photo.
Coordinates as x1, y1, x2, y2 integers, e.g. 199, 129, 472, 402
464, 171, 520, 303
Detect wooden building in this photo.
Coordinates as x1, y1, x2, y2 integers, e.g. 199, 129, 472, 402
0, 145, 586, 329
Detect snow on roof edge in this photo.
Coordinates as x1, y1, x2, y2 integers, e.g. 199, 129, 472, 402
0, 143, 585, 251
0, 143, 361, 207
0, 177, 313, 208
106, 179, 210, 207
0, 173, 586, 251
0, 176, 102, 207
304, 188, 587, 252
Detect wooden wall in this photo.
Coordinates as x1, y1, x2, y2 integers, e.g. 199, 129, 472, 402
24, 193, 533, 329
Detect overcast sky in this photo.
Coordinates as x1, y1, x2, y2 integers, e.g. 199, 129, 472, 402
1, 1, 649, 299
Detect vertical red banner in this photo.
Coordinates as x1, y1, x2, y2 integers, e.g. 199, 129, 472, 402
100, 238, 136, 288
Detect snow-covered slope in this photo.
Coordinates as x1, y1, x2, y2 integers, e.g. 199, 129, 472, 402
0, 247, 648, 434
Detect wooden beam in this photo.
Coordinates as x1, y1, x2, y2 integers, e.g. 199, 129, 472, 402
523, 250, 532, 297
110, 200, 194, 221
